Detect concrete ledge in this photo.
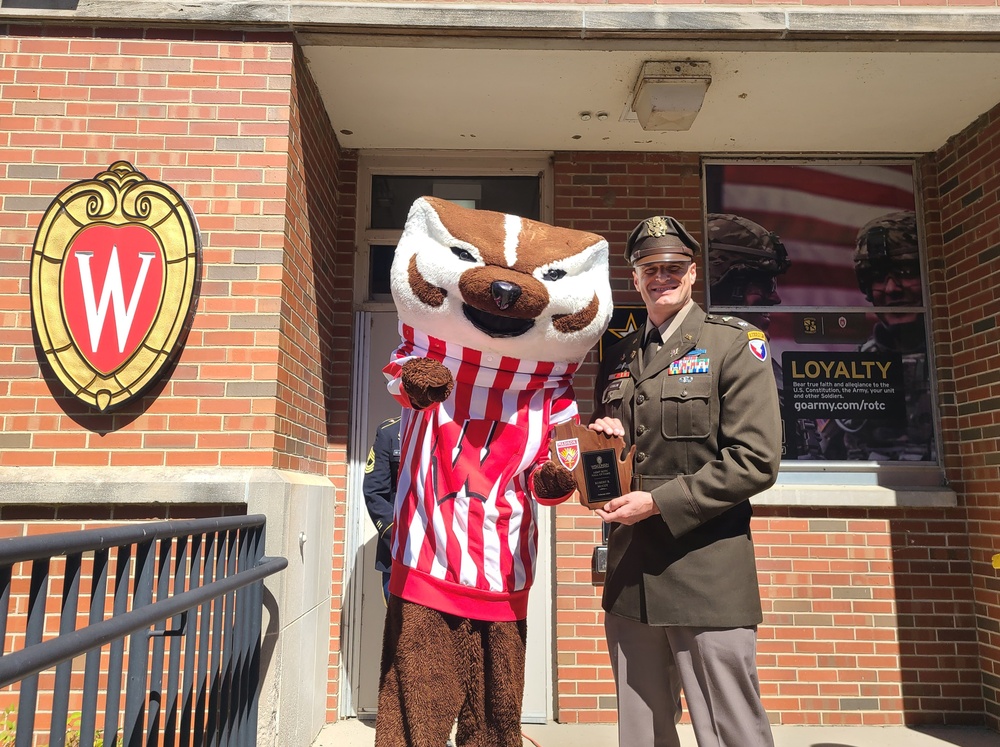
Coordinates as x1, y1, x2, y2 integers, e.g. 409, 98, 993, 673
3, 2, 1000, 40
0, 466, 333, 505
755, 483, 958, 508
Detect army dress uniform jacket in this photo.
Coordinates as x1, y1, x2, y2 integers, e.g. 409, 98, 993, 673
594, 304, 781, 628
362, 416, 401, 574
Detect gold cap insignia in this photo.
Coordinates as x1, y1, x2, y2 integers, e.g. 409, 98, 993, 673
645, 216, 670, 238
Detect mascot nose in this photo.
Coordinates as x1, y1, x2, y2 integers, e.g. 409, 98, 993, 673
491, 280, 521, 310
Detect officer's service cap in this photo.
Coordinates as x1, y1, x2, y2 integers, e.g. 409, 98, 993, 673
626, 216, 700, 267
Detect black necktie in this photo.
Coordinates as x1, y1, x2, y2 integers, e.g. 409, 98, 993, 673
642, 327, 662, 371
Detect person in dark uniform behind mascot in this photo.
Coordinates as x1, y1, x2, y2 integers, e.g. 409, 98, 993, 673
362, 415, 401, 604
590, 215, 782, 747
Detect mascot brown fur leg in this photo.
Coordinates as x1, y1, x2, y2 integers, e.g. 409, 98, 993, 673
480, 620, 528, 747
375, 597, 465, 746
375, 597, 527, 747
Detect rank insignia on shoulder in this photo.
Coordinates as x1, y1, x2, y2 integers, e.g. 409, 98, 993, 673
748, 339, 768, 362
669, 357, 709, 375
747, 330, 766, 341
610, 370, 630, 380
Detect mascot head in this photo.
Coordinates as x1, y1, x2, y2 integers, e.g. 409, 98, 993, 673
391, 196, 612, 363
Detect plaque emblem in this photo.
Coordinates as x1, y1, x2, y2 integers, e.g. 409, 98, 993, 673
555, 438, 581, 471
548, 422, 635, 509
30, 162, 200, 411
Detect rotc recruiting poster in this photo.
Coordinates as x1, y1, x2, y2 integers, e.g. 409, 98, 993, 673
704, 162, 935, 463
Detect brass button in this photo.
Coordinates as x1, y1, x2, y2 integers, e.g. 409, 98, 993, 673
636, 394, 646, 404
636, 452, 648, 463
681, 390, 688, 397
637, 424, 647, 435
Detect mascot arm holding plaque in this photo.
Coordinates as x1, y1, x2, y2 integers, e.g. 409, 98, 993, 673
548, 421, 634, 509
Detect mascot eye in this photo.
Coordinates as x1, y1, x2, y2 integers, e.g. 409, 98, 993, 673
451, 247, 476, 262
542, 268, 566, 281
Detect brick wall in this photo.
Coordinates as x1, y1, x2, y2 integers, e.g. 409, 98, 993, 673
0, 25, 352, 732
755, 507, 980, 725
921, 102, 1000, 730
550, 151, 986, 726
284, 43, 358, 719
0, 26, 300, 470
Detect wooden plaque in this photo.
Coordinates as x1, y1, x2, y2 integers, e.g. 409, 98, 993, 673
549, 422, 634, 509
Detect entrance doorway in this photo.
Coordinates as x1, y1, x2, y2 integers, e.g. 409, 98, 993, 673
341, 154, 556, 723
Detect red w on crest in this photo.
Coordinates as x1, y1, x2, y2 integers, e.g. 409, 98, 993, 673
62, 224, 164, 375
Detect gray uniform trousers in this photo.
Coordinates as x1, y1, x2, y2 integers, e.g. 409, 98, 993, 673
605, 612, 774, 747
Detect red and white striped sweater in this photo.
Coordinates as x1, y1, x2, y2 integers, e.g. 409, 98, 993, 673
383, 324, 579, 621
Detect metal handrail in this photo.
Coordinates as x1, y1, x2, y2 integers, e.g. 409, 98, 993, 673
0, 513, 286, 747
0, 555, 285, 688
0, 515, 265, 565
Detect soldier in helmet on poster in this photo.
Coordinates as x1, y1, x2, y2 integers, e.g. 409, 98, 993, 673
707, 213, 790, 337
707, 214, 791, 433
816, 210, 934, 461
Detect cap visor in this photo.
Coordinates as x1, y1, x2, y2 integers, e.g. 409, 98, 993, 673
633, 252, 694, 266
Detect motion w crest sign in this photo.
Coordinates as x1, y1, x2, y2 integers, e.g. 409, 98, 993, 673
30, 162, 200, 411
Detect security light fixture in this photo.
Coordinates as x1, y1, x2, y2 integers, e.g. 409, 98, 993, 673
628, 61, 711, 132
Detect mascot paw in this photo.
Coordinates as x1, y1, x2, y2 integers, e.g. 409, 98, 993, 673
401, 358, 454, 410
533, 461, 577, 500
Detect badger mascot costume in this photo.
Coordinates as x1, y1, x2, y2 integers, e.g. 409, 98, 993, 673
375, 197, 612, 747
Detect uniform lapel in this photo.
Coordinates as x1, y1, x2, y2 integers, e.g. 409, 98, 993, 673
626, 330, 643, 380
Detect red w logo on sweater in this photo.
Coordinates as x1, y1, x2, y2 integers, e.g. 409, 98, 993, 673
430, 419, 527, 505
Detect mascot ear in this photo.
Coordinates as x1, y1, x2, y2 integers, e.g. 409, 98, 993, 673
390, 197, 452, 325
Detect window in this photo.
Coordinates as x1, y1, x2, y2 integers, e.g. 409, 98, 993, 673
704, 162, 944, 500
357, 159, 545, 306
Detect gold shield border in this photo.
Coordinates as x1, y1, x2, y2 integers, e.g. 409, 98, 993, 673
30, 161, 201, 412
